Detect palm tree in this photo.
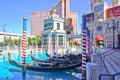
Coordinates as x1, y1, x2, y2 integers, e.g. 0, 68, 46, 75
27, 37, 32, 46
36, 36, 41, 45
31, 37, 36, 46
69, 39, 74, 47
8, 36, 13, 46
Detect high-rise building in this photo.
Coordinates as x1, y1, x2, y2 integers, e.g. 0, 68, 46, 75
31, 10, 51, 36
31, 0, 78, 36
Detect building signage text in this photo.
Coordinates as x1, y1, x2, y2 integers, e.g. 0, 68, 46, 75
106, 6, 120, 18
44, 19, 53, 30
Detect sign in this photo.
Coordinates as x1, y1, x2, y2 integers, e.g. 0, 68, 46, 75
106, 6, 120, 18
85, 13, 94, 23
66, 18, 72, 25
70, 35, 81, 38
64, 18, 73, 34
96, 35, 104, 40
65, 25, 73, 30
44, 19, 53, 30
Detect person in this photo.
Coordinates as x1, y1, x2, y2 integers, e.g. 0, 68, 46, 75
67, 49, 69, 54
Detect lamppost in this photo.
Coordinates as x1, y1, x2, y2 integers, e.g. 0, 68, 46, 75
107, 20, 119, 49
2, 24, 6, 45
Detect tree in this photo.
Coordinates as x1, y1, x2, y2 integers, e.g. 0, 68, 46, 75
4, 36, 7, 45
36, 36, 41, 45
14, 39, 20, 45
8, 36, 13, 46
27, 37, 32, 45
69, 39, 74, 47
31, 37, 36, 46
27, 36, 41, 46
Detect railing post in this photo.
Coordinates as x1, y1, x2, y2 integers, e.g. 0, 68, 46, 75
91, 53, 97, 63
99, 75, 102, 80
86, 63, 98, 80
113, 76, 115, 80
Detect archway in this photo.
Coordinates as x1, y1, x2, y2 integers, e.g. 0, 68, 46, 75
96, 35, 104, 47
117, 34, 120, 49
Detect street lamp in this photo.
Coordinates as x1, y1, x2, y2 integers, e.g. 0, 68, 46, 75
107, 20, 119, 49
2, 24, 6, 45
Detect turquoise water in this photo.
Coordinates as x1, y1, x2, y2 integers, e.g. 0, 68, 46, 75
0, 52, 81, 80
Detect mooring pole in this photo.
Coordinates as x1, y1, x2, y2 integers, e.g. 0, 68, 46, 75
82, 14, 87, 80
22, 17, 27, 80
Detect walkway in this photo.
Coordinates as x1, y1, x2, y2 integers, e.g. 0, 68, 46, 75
94, 49, 120, 80
104, 49, 120, 80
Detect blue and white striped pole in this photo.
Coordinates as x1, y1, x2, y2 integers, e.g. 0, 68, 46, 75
87, 28, 91, 61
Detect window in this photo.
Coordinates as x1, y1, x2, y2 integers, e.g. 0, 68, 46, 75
58, 35, 63, 45
57, 23, 60, 30
116, 0, 118, 5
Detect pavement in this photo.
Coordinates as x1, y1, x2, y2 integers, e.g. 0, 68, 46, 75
104, 49, 120, 80
95, 49, 120, 80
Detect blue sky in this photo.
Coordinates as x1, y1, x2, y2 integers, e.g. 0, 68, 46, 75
0, 0, 111, 35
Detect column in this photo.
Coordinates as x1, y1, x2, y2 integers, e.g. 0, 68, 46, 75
64, 35, 67, 50
63, 35, 64, 49
49, 32, 52, 59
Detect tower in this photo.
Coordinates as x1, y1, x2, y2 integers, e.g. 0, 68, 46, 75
90, 0, 103, 12
41, 9, 67, 55
112, 0, 120, 6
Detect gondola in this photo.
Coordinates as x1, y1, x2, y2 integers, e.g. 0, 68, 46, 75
31, 54, 68, 64
31, 52, 82, 64
45, 51, 63, 59
8, 53, 82, 72
45, 51, 82, 60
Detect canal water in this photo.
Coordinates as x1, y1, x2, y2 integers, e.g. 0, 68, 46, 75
0, 52, 81, 80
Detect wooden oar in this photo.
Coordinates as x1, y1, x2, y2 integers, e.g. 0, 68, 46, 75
63, 55, 73, 64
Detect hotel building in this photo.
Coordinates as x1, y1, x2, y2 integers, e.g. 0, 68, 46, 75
31, 0, 78, 36
86, 0, 120, 49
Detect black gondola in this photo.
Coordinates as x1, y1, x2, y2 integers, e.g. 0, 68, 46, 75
31, 52, 82, 64
8, 53, 82, 72
31, 54, 68, 63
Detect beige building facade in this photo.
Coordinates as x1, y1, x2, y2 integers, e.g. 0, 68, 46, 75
87, 0, 120, 49
31, 0, 78, 36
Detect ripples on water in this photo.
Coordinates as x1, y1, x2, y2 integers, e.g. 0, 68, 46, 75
0, 53, 81, 80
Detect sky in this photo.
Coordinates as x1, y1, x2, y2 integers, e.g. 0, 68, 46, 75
0, 0, 111, 35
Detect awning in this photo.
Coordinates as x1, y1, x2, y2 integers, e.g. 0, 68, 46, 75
96, 35, 104, 40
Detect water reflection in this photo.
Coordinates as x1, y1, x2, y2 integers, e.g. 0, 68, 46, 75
0, 53, 82, 80
9, 69, 81, 80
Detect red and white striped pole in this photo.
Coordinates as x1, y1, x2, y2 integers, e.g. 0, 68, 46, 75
50, 32, 52, 59
82, 14, 87, 79
22, 17, 27, 79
